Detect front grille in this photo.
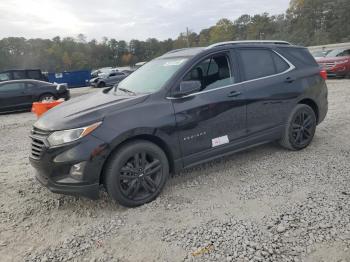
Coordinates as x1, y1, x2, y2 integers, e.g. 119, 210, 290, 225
30, 127, 51, 159
319, 62, 335, 70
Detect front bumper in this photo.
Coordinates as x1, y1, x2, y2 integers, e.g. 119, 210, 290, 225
326, 66, 349, 77
29, 133, 108, 199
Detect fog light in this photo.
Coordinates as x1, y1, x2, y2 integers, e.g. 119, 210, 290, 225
70, 162, 87, 179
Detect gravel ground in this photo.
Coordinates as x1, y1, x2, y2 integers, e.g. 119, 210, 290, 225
0, 80, 349, 262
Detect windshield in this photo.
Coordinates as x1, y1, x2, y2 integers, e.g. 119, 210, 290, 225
326, 49, 346, 57
114, 57, 188, 95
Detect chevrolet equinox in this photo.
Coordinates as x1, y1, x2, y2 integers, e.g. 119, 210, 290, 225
29, 41, 328, 207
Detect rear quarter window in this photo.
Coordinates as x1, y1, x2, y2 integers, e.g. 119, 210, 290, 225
281, 47, 318, 67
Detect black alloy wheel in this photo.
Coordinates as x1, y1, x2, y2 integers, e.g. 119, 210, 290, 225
279, 104, 317, 150
119, 152, 162, 201
104, 140, 169, 207
290, 110, 314, 147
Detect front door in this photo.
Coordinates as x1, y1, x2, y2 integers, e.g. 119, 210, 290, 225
171, 52, 247, 166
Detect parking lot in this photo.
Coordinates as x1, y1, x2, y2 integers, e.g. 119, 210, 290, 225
0, 80, 350, 262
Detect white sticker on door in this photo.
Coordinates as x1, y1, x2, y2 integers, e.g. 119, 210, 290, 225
212, 135, 229, 147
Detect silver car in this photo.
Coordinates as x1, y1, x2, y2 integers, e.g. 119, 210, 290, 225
94, 71, 128, 88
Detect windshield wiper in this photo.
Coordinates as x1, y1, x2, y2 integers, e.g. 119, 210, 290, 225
118, 87, 137, 95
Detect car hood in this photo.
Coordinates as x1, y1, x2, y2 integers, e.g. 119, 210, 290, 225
316, 56, 350, 63
34, 91, 149, 131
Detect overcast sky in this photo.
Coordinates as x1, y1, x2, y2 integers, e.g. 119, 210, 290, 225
0, 0, 290, 41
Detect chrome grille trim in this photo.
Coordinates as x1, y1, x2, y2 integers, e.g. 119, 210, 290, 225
30, 127, 51, 160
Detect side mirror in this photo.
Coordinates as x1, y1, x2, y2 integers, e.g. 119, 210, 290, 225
173, 80, 201, 97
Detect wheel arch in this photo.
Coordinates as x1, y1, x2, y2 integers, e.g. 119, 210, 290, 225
298, 98, 319, 124
99, 134, 176, 185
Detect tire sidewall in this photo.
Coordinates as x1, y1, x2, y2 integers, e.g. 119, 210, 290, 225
105, 141, 169, 207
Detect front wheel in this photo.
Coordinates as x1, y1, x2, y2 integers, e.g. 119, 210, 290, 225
279, 104, 317, 150
97, 82, 106, 88
104, 140, 169, 207
39, 93, 55, 102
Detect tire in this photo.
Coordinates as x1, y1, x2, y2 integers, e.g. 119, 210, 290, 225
39, 93, 55, 102
98, 82, 106, 88
104, 140, 169, 207
279, 104, 317, 151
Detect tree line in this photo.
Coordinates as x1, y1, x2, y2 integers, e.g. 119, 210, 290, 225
0, 0, 349, 72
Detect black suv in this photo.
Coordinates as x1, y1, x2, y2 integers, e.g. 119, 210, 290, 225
0, 69, 47, 82
29, 41, 328, 207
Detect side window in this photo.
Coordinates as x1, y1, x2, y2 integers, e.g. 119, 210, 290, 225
109, 73, 117, 77
12, 71, 26, 80
337, 49, 350, 57
0, 83, 26, 92
183, 54, 234, 91
239, 49, 275, 80
272, 52, 290, 73
27, 70, 41, 80
0, 72, 11, 81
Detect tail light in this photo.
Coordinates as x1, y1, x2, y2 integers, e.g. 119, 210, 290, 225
320, 69, 327, 80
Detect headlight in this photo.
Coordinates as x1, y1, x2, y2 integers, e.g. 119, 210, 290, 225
47, 122, 102, 146
335, 59, 349, 65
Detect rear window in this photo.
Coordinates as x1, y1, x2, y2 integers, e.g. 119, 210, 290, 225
0, 72, 10, 81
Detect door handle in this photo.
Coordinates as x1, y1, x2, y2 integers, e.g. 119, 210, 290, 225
227, 91, 242, 98
285, 76, 296, 83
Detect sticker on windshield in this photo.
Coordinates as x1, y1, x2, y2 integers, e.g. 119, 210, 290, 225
163, 59, 186, 67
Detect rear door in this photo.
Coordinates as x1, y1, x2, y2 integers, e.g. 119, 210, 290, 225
237, 48, 297, 135
0, 82, 31, 111
171, 51, 247, 165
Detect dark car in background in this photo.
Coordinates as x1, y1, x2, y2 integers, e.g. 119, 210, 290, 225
29, 40, 328, 207
94, 71, 128, 88
316, 48, 350, 78
0, 79, 70, 113
0, 69, 47, 82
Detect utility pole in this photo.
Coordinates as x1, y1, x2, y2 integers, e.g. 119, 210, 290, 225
186, 27, 190, 47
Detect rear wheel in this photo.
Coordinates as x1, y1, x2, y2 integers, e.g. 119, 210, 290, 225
104, 140, 169, 207
279, 104, 317, 150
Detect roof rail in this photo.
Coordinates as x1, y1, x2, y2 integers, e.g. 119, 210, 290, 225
206, 40, 291, 49
164, 48, 190, 55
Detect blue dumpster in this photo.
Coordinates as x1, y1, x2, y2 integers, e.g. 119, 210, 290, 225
48, 70, 91, 88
